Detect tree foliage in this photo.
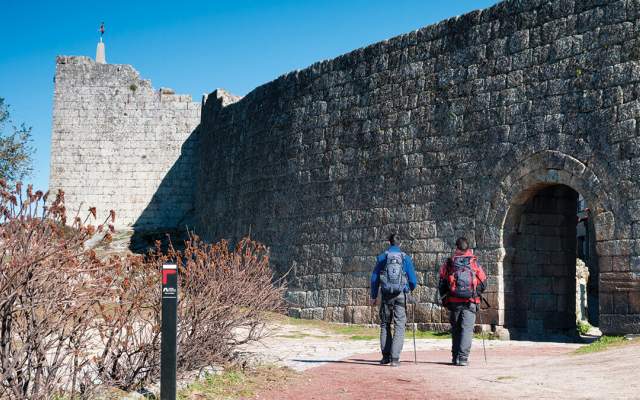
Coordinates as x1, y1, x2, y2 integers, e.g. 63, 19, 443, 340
0, 97, 34, 182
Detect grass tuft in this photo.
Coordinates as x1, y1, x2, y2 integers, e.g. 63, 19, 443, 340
577, 320, 592, 335
178, 365, 297, 400
276, 314, 453, 340
574, 335, 627, 354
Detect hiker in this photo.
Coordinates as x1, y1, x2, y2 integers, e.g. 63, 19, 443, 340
370, 233, 417, 367
438, 237, 487, 366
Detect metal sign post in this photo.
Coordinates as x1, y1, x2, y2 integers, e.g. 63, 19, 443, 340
161, 264, 177, 400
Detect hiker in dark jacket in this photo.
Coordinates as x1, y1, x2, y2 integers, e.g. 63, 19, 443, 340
438, 237, 487, 366
370, 234, 417, 367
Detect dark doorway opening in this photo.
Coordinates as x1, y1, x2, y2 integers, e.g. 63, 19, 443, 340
502, 184, 600, 339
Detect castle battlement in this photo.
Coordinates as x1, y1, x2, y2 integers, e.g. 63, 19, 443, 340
50, 54, 202, 229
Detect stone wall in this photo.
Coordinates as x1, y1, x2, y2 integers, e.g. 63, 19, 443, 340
50, 56, 201, 229
196, 0, 640, 334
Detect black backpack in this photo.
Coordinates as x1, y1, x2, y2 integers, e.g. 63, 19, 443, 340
380, 251, 407, 296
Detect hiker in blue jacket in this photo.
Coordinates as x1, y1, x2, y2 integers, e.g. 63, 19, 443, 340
370, 233, 418, 367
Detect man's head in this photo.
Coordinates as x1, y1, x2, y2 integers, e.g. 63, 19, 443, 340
388, 233, 398, 246
455, 237, 469, 251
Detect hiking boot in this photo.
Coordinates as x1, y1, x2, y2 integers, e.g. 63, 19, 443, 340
380, 357, 391, 365
457, 358, 468, 366
390, 359, 401, 367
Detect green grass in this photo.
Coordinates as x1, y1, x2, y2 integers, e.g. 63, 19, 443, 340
178, 369, 248, 399
574, 335, 627, 354
275, 314, 453, 341
577, 320, 592, 335
178, 365, 297, 400
349, 331, 452, 341
349, 335, 377, 340
417, 330, 451, 339
275, 313, 506, 342
275, 333, 331, 339
474, 331, 499, 340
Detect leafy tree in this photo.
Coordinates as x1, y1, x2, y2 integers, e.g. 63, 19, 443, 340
0, 97, 34, 182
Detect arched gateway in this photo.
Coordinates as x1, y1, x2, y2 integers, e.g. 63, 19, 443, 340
477, 150, 617, 337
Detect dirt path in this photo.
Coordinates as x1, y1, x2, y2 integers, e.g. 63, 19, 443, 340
242, 322, 640, 400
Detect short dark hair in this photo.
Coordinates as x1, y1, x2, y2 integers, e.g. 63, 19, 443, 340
455, 237, 469, 251
388, 233, 397, 246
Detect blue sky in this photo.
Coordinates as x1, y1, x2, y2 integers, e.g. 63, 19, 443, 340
0, 0, 498, 191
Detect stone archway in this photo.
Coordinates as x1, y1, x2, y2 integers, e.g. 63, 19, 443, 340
476, 150, 616, 337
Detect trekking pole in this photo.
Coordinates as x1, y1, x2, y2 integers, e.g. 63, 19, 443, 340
370, 299, 375, 327
478, 296, 487, 364
412, 301, 417, 364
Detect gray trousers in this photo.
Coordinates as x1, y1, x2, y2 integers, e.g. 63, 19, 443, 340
379, 293, 407, 360
449, 302, 477, 361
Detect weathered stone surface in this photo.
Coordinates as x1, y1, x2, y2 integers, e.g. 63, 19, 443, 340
50, 56, 202, 228
190, 0, 640, 333
50, 0, 640, 334
576, 258, 590, 321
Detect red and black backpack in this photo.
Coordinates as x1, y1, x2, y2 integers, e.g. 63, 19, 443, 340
446, 256, 478, 299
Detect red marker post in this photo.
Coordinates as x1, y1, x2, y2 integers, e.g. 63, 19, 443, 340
161, 264, 177, 400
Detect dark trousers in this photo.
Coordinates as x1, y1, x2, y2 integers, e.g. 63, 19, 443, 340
379, 293, 407, 361
448, 302, 477, 361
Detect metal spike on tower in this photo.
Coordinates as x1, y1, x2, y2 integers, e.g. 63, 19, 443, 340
96, 22, 106, 64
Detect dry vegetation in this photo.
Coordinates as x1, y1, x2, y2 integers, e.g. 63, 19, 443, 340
0, 182, 285, 399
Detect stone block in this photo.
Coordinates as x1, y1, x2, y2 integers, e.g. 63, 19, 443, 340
551, 277, 570, 294
344, 306, 372, 324
300, 307, 324, 320
632, 256, 640, 274
285, 291, 306, 307
352, 288, 369, 305
600, 314, 640, 335
543, 311, 572, 331
288, 308, 301, 319
628, 291, 640, 314
600, 256, 613, 272
430, 305, 442, 323
327, 289, 341, 307
414, 303, 433, 323
527, 319, 544, 335
612, 256, 631, 272
614, 292, 629, 314
528, 277, 553, 294
304, 291, 319, 308
323, 307, 345, 322
600, 292, 614, 314
531, 294, 557, 312
339, 288, 353, 306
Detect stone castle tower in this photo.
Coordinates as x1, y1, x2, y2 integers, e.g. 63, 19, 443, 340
51, 0, 640, 336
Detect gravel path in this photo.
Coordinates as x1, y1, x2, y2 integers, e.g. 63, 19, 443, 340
242, 321, 639, 399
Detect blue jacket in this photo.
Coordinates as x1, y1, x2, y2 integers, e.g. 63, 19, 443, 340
370, 245, 417, 299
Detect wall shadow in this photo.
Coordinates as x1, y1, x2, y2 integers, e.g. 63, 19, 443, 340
130, 124, 201, 254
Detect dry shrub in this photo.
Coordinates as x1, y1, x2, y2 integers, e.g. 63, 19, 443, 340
89, 236, 286, 391
169, 235, 287, 370
0, 182, 113, 399
90, 255, 161, 392
0, 182, 286, 398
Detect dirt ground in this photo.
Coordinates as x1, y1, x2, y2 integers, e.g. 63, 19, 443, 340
242, 322, 640, 400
